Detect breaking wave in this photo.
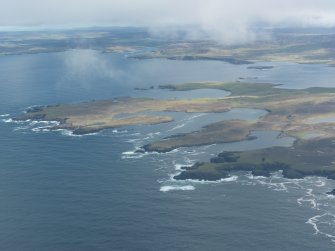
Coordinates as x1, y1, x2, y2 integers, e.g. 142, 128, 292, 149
168, 114, 206, 132
122, 149, 149, 159
1, 118, 14, 123
160, 185, 195, 192
168, 123, 186, 131
5, 118, 100, 137
240, 171, 335, 243
159, 154, 335, 244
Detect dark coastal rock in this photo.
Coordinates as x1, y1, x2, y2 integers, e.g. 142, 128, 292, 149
210, 157, 227, 163
142, 144, 173, 153
162, 133, 187, 139
72, 127, 101, 135
211, 152, 240, 163
261, 162, 290, 171
326, 189, 335, 195
251, 169, 271, 177
180, 162, 204, 171
248, 162, 289, 177
26, 106, 44, 113
326, 173, 335, 180
176, 158, 296, 182
173, 170, 229, 181
282, 169, 305, 179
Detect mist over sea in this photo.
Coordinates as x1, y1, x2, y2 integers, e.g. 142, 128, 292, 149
1, 50, 335, 250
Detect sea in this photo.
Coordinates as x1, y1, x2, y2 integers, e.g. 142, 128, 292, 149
1, 49, 335, 251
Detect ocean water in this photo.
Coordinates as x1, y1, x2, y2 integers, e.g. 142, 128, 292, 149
1, 50, 335, 251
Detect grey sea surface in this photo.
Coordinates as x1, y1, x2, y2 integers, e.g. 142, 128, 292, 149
1, 50, 335, 250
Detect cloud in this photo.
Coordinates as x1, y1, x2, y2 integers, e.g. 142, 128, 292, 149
57, 49, 124, 90
1, 0, 335, 44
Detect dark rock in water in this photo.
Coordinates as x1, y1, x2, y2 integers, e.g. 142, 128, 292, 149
251, 169, 271, 177
326, 189, 335, 195
26, 106, 44, 113
72, 127, 100, 135
173, 170, 229, 181
141, 143, 173, 153
210, 157, 226, 163
282, 169, 305, 179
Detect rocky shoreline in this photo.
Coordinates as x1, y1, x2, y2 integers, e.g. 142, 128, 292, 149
170, 137, 335, 181
173, 162, 335, 181
10, 82, 335, 184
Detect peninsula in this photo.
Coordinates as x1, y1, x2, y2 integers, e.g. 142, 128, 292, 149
14, 81, 335, 180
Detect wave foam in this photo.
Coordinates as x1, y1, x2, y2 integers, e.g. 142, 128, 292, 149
307, 213, 335, 242
168, 123, 186, 132
168, 149, 180, 154
1, 118, 13, 123
122, 147, 150, 159
175, 175, 239, 184
14, 126, 30, 131
222, 176, 239, 182
30, 120, 59, 126
59, 129, 98, 137
147, 132, 161, 137
160, 185, 195, 192
242, 172, 335, 243
0, 114, 9, 117
2, 118, 62, 134
168, 114, 206, 132
297, 189, 317, 209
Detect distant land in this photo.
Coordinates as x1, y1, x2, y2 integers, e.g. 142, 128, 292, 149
1, 27, 335, 65
15, 81, 335, 181
4, 26, 335, 183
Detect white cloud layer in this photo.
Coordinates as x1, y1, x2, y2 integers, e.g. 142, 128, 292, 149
1, 0, 335, 43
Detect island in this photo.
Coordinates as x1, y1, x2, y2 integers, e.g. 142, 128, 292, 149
14, 81, 335, 181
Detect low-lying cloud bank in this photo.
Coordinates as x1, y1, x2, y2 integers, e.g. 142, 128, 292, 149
1, 0, 335, 44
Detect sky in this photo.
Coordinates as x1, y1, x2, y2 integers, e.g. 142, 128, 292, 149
1, 0, 335, 44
